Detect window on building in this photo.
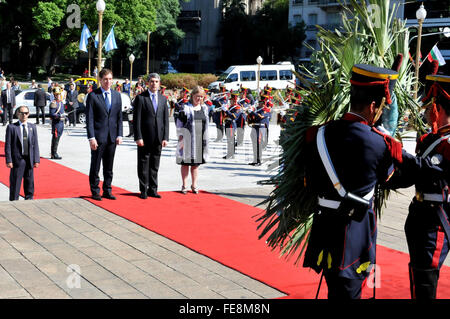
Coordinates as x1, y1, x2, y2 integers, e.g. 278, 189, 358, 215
309, 0, 319, 4
240, 71, 256, 81
308, 13, 318, 25
293, 0, 303, 5
279, 70, 293, 80
293, 14, 303, 25
327, 12, 341, 26
260, 70, 278, 81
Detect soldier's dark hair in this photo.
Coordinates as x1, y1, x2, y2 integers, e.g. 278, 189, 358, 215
350, 85, 386, 112
99, 68, 113, 79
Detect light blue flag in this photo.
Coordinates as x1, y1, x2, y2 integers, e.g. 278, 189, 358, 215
103, 25, 118, 52
79, 24, 92, 52
94, 29, 99, 49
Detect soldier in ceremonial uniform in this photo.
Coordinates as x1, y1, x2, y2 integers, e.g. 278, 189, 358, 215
222, 92, 240, 159
235, 88, 251, 147
49, 87, 65, 160
211, 84, 228, 142
248, 99, 269, 166
389, 74, 450, 299
302, 63, 438, 299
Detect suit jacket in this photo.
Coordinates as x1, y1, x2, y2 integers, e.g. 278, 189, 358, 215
5, 121, 40, 165
66, 89, 79, 108
85, 87, 123, 144
34, 88, 47, 107
1, 88, 16, 107
133, 90, 169, 144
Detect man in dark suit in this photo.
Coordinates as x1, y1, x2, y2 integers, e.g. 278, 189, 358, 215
85, 68, 123, 201
66, 83, 79, 126
133, 73, 169, 199
34, 84, 47, 125
2, 82, 16, 126
5, 106, 40, 201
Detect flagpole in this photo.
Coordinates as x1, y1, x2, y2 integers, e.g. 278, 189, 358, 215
88, 42, 91, 77
414, 4, 427, 100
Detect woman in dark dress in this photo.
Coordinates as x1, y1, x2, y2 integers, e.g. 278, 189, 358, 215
175, 86, 209, 194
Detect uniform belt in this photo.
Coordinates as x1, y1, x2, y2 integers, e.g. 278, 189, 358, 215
416, 192, 450, 203
318, 189, 374, 210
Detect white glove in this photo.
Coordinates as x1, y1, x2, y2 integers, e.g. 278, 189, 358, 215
221, 105, 227, 111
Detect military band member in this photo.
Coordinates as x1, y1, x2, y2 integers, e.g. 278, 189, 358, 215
211, 88, 228, 142
248, 99, 269, 166
222, 92, 240, 159
49, 87, 65, 160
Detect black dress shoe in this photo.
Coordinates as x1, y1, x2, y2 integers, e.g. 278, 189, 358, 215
148, 192, 161, 198
102, 193, 116, 200
51, 154, 62, 160
92, 194, 102, 201
139, 193, 148, 199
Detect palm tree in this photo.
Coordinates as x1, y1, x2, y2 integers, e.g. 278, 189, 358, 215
257, 0, 425, 265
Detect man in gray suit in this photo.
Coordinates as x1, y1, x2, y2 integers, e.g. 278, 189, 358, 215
5, 106, 40, 201
133, 73, 169, 199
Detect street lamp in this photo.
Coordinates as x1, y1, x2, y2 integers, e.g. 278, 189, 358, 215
414, 3, 426, 99
146, 31, 151, 76
96, 0, 106, 81
129, 53, 135, 97
256, 56, 263, 100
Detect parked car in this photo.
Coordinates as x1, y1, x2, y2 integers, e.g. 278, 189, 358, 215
79, 91, 132, 124
13, 89, 52, 118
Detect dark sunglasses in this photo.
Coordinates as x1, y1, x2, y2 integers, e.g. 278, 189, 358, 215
19, 112, 29, 115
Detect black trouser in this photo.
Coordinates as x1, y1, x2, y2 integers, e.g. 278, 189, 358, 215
3, 103, 13, 125
137, 143, 162, 195
35, 105, 45, 124
9, 157, 34, 201
89, 141, 117, 196
324, 272, 364, 299
405, 203, 449, 299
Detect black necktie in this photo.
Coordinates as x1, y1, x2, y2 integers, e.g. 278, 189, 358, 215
23, 125, 29, 156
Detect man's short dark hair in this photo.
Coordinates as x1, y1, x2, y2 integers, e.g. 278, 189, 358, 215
37, 84, 42, 88
350, 85, 385, 112
99, 68, 113, 79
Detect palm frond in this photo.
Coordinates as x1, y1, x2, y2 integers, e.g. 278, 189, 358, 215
257, 0, 425, 263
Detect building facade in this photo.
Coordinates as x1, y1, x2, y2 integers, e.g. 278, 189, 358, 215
288, 0, 406, 62
177, 0, 265, 73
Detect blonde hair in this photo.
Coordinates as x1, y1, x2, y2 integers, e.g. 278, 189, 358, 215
189, 85, 205, 105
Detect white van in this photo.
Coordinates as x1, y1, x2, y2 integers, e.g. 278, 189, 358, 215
208, 62, 296, 92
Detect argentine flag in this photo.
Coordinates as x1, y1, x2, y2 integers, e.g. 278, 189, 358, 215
94, 29, 99, 49
103, 25, 118, 52
79, 24, 92, 52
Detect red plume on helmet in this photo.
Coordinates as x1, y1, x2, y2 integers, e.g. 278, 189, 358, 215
391, 53, 404, 72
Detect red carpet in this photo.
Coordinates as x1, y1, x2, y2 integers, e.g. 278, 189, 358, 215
1, 140, 450, 298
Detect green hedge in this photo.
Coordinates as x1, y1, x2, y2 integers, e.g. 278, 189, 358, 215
156, 73, 218, 90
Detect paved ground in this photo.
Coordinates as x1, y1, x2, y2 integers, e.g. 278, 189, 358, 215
0, 120, 445, 300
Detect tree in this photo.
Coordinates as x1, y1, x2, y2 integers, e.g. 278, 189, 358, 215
0, 0, 185, 75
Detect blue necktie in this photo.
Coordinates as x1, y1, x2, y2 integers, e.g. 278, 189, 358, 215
152, 93, 157, 112
104, 92, 111, 112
